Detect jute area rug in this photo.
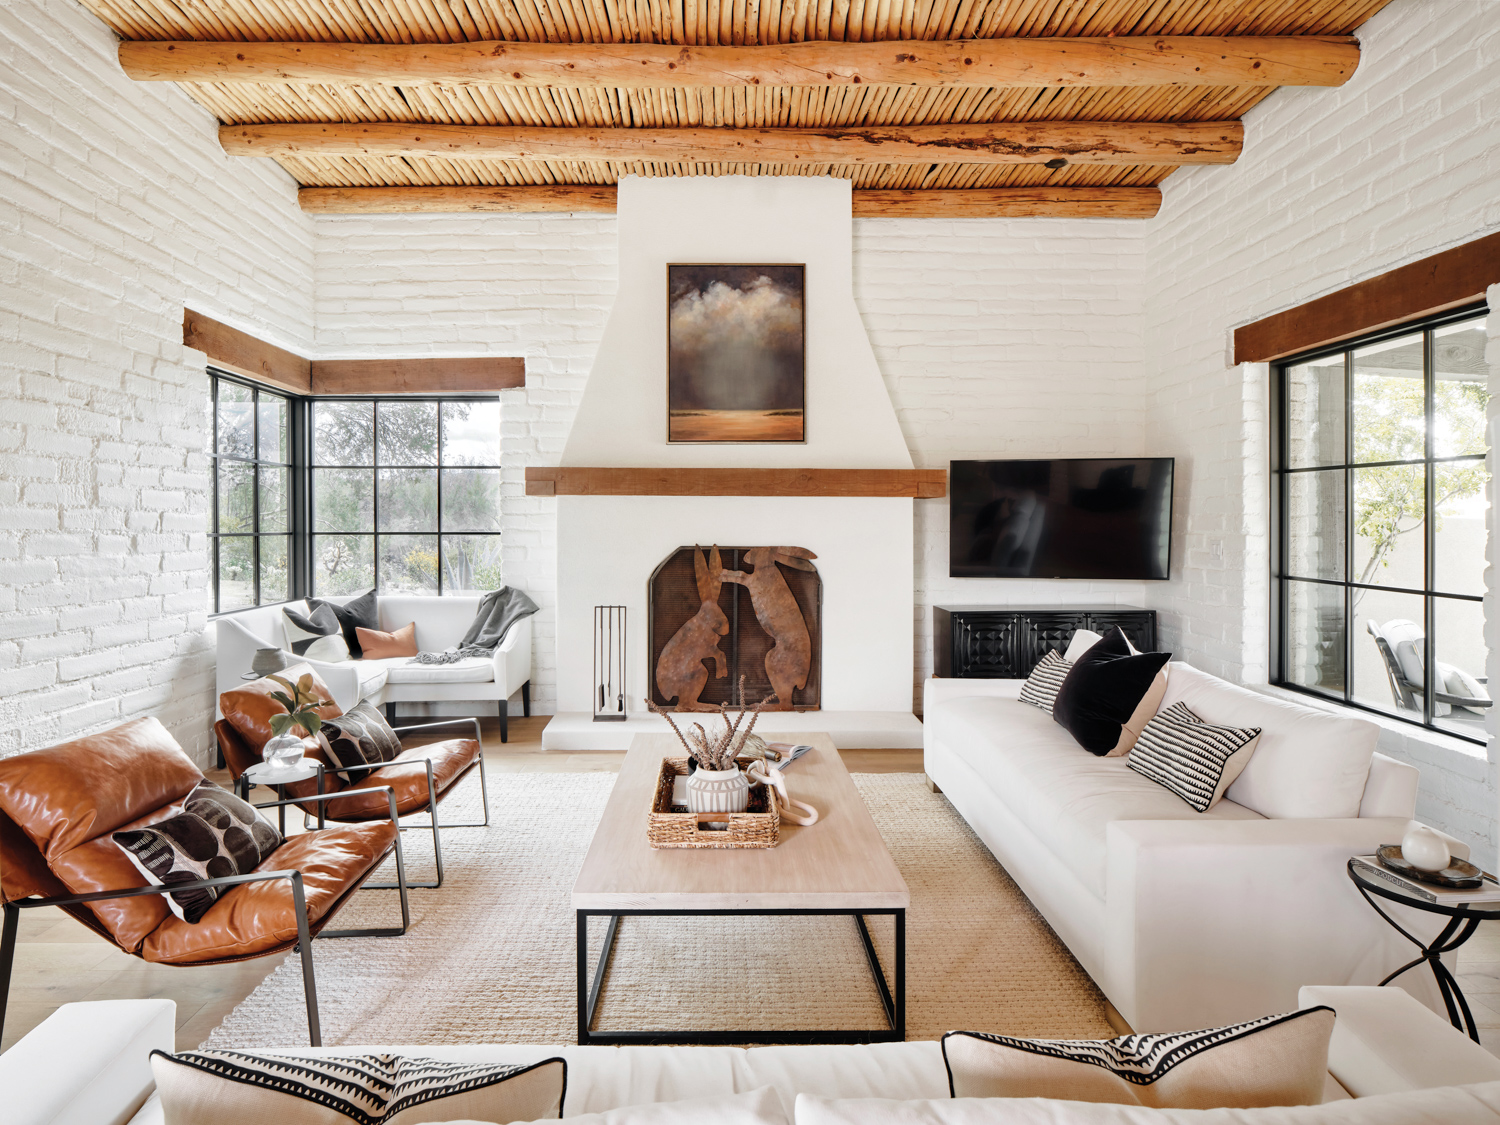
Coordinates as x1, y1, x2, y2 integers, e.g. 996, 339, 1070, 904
205, 773, 1112, 1048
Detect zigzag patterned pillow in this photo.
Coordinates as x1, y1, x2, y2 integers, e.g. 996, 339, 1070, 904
1128, 701, 1262, 812
1018, 649, 1072, 712
149, 1050, 566, 1125
943, 1006, 1334, 1109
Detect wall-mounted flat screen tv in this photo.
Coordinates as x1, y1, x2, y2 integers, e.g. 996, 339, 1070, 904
949, 458, 1174, 580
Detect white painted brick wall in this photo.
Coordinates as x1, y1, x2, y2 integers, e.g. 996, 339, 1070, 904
313, 214, 619, 716
852, 218, 1151, 704
1143, 0, 1500, 863
0, 0, 314, 764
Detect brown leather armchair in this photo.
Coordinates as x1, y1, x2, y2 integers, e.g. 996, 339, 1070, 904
216, 666, 489, 889
0, 716, 410, 1047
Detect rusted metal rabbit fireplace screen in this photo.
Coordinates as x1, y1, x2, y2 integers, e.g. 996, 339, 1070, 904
650, 546, 822, 712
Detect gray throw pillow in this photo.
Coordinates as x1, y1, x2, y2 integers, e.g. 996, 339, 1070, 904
321, 699, 403, 780
113, 781, 282, 923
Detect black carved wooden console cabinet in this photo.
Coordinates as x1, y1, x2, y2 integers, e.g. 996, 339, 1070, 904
933, 606, 1157, 679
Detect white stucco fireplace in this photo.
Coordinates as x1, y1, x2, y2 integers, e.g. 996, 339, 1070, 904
541, 176, 925, 750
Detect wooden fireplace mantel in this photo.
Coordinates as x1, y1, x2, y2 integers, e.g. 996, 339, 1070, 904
525, 466, 946, 498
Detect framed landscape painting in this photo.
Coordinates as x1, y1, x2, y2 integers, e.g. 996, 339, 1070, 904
667, 264, 805, 443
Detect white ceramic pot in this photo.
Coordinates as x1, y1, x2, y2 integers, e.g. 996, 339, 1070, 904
685, 766, 751, 814
1402, 823, 1452, 872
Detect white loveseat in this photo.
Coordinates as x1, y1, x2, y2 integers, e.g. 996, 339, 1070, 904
924, 659, 1455, 1035
11, 988, 1500, 1124
215, 594, 533, 740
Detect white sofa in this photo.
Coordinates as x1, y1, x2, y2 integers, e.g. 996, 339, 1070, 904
11, 988, 1500, 1124
214, 594, 533, 741
923, 659, 1458, 1035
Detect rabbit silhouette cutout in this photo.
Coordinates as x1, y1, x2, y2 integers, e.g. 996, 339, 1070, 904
654, 545, 730, 712
722, 546, 817, 712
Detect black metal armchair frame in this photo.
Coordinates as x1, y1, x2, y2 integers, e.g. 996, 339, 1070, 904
0, 786, 410, 1050
305, 718, 490, 890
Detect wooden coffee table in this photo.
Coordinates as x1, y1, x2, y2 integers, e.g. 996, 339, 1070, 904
572, 732, 909, 1045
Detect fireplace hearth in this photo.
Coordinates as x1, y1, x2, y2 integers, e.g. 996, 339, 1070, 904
650, 545, 822, 711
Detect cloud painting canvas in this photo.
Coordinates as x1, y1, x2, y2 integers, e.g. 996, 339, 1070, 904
667, 264, 805, 443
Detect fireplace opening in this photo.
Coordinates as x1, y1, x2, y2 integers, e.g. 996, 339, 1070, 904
649, 545, 822, 712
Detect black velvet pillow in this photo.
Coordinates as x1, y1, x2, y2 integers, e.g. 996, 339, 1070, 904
312, 589, 379, 658
1052, 627, 1171, 755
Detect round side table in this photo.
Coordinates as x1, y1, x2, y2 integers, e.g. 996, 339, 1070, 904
1347, 858, 1500, 1042
238, 759, 326, 835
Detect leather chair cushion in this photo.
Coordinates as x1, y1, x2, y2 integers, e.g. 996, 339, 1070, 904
50, 802, 183, 951
315, 739, 482, 821
219, 665, 343, 756
141, 820, 398, 964
0, 716, 202, 860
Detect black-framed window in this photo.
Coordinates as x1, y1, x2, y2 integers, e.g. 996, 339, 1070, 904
311, 399, 502, 597
1272, 304, 1490, 743
209, 377, 502, 612
210, 373, 293, 612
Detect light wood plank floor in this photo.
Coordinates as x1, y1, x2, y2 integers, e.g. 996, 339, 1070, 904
1, 717, 922, 1052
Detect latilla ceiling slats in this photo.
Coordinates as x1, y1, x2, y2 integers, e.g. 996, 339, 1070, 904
80, 0, 1394, 199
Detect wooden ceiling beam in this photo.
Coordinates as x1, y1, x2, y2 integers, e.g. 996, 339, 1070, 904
224, 120, 1241, 166
121, 36, 1358, 90
297, 183, 1162, 218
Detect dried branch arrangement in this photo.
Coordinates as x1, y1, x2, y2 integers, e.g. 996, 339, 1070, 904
649, 675, 775, 771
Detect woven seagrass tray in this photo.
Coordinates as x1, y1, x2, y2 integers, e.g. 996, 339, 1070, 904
647, 757, 779, 849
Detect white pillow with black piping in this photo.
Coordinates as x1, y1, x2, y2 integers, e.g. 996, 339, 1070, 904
149, 1050, 567, 1125
282, 602, 351, 663
941, 1006, 1333, 1108
1127, 701, 1262, 813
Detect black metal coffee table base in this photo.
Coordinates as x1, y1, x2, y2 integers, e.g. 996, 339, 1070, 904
576, 907, 905, 1045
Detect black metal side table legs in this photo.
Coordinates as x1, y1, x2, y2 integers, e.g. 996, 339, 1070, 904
1348, 858, 1500, 1043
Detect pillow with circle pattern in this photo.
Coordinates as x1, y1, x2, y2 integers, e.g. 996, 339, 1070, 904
112, 780, 281, 923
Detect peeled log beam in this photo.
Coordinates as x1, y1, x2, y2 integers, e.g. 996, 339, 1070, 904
300, 185, 619, 213
121, 36, 1358, 89
224, 120, 1242, 167
852, 186, 1160, 218
297, 184, 1161, 218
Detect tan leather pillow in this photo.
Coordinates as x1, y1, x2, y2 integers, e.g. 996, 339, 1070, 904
150, 1050, 566, 1124
943, 1007, 1334, 1109
219, 664, 341, 754
356, 622, 418, 658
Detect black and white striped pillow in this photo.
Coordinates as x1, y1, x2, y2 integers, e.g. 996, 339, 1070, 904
1018, 650, 1072, 712
942, 1006, 1333, 1107
1128, 701, 1261, 812
150, 1050, 567, 1125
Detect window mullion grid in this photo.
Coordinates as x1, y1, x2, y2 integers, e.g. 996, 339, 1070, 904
211, 374, 220, 615
251, 388, 261, 608
1343, 349, 1355, 707
373, 402, 382, 596
437, 403, 444, 595
1423, 326, 1437, 729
